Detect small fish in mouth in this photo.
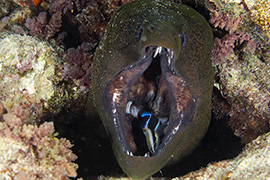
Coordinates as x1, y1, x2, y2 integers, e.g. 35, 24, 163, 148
126, 102, 168, 155
88, 0, 215, 179
140, 111, 160, 155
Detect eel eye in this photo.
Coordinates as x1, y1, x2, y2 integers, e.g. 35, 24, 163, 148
137, 26, 144, 40
173, 33, 186, 48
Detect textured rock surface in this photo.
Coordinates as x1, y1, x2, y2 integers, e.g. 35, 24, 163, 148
177, 132, 270, 179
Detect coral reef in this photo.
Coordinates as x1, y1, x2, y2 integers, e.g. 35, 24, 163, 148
175, 132, 270, 179
0, 6, 33, 33
0, 1, 135, 179
0, 118, 78, 179
0, 30, 88, 179
209, 0, 270, 143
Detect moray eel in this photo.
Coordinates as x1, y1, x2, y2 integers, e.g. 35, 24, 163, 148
89, 0, 214, 179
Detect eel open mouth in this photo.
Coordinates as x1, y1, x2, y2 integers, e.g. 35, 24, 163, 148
104, 46, 196, 157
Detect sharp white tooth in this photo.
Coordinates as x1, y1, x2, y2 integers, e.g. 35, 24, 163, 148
131, 105, 139, 118
153, 47, 159, 58
127, 151, 130, 155
126, 101, 132, 114
171, 51, 174, 59
158, 46, 162, 54
130, 152, 133, 156
126, 102, 140, 118
144, 153, 148, 157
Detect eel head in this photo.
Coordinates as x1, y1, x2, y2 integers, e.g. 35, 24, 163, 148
90, 0, 214, 178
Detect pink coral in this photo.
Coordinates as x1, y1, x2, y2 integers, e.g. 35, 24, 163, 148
25, 12, 47, 37
0, 116, 79, 179
48, 0, 89, 14
62, 42, 93, 90
209, 11, 241, 33
49, 0, 75, 14
209, 9, 252, 65
212, 32, 252, 65
44, 11, 62, 40
25, 11, 63, 41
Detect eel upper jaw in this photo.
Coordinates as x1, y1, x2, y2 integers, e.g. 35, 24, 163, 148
104, 45, 196, 158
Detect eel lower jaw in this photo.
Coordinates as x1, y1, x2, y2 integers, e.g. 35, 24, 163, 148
104, 46, 196, 158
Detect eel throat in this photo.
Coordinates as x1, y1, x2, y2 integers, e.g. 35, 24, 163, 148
104, 46, 196, 157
